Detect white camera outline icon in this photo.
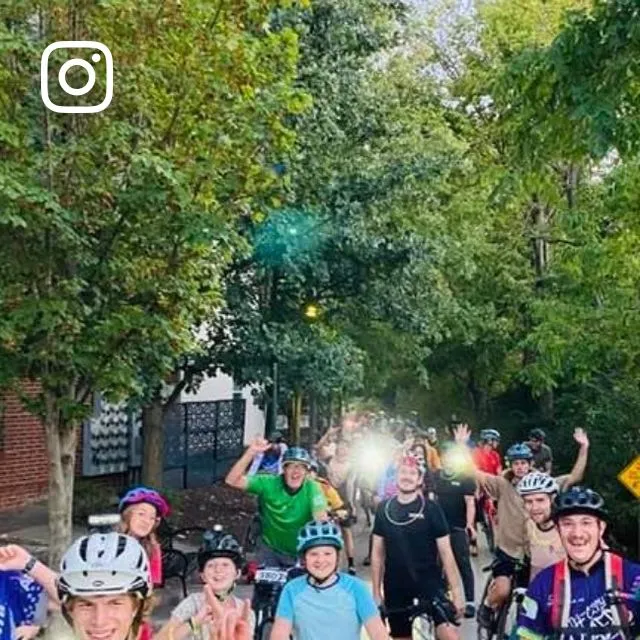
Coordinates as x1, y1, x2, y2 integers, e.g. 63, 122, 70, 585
41, 41, 113, 114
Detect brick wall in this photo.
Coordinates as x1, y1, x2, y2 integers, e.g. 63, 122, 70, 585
0, 383, 49, 511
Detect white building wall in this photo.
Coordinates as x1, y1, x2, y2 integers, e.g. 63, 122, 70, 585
180, 372, 265, 444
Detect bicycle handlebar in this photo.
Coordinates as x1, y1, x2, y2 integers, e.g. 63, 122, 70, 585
381, 597, 461, 627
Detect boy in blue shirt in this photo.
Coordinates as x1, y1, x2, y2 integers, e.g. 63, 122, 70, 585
270, 521, 389, 640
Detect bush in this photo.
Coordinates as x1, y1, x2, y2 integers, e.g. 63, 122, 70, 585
73, 481, 119, 525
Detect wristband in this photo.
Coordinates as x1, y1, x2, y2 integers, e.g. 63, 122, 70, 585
23, 556, 37, 574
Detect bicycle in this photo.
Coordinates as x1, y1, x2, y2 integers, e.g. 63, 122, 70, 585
383, 597, 460, 640
479, 493, 497, 553
477, 558, 528, 640
251, 564, 304, 640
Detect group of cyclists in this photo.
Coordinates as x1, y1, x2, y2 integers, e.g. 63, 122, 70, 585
0, 412, 637, 640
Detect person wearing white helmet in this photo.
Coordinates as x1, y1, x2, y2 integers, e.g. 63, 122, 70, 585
0, 532, 153, 640
517, 471, 566, 581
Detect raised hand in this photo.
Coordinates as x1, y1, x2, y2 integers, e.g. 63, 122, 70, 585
573, 428, 589, 448
453, 423, 471, 444
248, 437, 270, 456
205, 585, 252, 640
0, 545, 31, 572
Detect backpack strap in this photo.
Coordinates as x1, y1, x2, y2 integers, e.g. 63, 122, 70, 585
606, 552, 630, 633
550, 560, 567, 631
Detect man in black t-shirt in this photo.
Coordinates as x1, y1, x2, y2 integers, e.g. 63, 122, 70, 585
433, 443, 477, 619
371, 454, 463, 640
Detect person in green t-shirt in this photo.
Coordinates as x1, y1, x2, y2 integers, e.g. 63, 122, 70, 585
226, 439, 328, 566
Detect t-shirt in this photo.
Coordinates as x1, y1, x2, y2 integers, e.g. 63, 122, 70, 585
473, 447, 502, 475
0, 571, 47, 640
517, 554, 640, 640
246, 475, 327, 557
426, 445, 441, 471
316, 477, 345, 512
372, 496, 449, 590
528, 442, 553, 472
171, 592, 256, 639
276, 573, 378, 640
480, 473, 570, 559
433, 471, 475, 529
525, 520, 566, 581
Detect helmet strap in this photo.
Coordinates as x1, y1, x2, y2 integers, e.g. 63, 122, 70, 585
568, 543, 603, 572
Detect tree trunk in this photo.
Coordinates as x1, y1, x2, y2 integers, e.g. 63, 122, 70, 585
44, 391, 79, 568
309, 392, 318, 443
142, 394, 165, 487
290, 390, 302, 445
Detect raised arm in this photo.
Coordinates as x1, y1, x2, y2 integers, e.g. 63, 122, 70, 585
0, 545, 59, 605
225, 438, 269, 490
565, 428, 590, 488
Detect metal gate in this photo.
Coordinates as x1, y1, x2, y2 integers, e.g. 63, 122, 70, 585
163, 399, 246, 489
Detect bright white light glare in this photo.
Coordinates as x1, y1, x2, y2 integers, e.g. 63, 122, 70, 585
354, 442, 390, 478
443, 447, 472, 474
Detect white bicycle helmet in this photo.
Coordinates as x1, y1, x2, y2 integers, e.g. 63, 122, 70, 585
58, 533, 151, 602
517, 471, 559, 496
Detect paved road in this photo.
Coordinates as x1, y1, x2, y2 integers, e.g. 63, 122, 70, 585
155, 517, 494, 639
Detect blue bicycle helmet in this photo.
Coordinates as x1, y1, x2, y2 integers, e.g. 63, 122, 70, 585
506, 443, 533, 461
297, 520, 344, 555
283, 447, 312, 468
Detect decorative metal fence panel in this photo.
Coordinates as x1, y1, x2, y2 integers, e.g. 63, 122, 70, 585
163, 399, 246, 489
82, 397, 245, 487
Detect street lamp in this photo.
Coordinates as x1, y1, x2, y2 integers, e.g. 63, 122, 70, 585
303, 302, 320, 320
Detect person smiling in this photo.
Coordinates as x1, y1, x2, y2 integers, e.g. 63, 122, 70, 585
270, 521, 389, 640
157, 527, 254, 640
517, 486, 640, 640
226, 441, 327, 568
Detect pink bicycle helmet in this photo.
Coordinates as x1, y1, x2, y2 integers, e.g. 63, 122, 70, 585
119, 486, 170, 518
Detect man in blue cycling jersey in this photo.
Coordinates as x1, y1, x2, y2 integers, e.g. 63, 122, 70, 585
517, 486, 640, 640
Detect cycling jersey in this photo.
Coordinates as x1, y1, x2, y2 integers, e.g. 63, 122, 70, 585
276, 573, 378, 640
0, 571, 47, 640
525, 520, 566, 581
517, 553, 640, 640
246, 475, 327, 557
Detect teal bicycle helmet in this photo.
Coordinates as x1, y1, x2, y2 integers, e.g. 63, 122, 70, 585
283, 447, 312, 468
297, 520, 344, 555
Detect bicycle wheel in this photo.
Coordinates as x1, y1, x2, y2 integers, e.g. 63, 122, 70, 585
483, 511, 495, 552
412, 614, 435, 640
244, 513, 261, 554
477, 575, 493, 640
494, 592, 513, 640
256, 619, 273, 640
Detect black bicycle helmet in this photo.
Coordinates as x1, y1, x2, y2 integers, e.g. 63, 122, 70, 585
553, 486, 607, 521
198, 525, 244, 570
529, 428, 546, 441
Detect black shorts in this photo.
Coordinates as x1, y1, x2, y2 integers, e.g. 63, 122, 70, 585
384, 582, 452, 637
492, 548, 530, 586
